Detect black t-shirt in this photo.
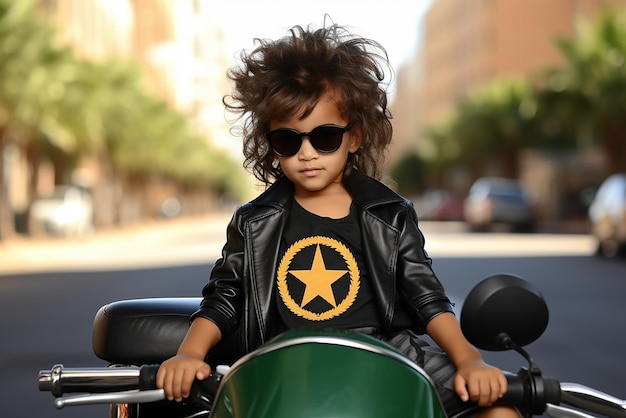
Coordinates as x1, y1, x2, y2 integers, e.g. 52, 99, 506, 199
276, 200, 382, 330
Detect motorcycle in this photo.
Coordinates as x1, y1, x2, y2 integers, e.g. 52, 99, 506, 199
38, 273, 626, 418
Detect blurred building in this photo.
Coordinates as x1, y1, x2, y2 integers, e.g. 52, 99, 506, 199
393, 0, 624, 158
38, 0, 231, 153
391, 0, 624, 220
426, 0, 622, 133
25, 0, 234, 214
39, 0, 134, 59
0, 0, 235, 226
8, 0, 137, 212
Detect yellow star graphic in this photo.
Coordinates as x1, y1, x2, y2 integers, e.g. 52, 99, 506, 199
289, 244, 348, 308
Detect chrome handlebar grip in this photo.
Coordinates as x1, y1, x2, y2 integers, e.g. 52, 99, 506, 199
38, 364, 141, 397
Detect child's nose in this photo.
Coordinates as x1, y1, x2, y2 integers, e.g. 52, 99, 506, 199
298, 136, 318, 158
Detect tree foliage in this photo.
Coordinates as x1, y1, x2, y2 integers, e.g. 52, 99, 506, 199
421, 78, 543, 178
0, 0, 246, 239
413, 10, 626, 181
541, 11, 626, 174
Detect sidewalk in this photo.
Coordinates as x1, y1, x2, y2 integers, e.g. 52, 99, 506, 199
0, 216, 591, 275
0, 213, 233, 275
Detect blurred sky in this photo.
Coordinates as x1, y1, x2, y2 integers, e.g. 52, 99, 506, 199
207, 0, 433, 76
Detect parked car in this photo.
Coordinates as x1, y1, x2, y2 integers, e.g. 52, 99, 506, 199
588, 173, 626, 258
463, 177, 535, 232
31, 185, 95, 237
414, 189, 464, 221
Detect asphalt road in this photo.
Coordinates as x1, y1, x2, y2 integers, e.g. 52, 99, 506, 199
0, 217, 624, 417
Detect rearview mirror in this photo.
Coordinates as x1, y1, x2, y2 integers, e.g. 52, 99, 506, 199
461, 274, 549, 351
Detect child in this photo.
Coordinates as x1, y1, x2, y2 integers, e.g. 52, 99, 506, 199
157, 23, 518, 418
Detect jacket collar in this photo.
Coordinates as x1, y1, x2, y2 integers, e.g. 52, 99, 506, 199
250, 173, 405, 211
344, 173, 406, 210
250, 176, 294, 209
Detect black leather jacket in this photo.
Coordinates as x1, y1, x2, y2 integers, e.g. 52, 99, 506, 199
192, 174, 453, 355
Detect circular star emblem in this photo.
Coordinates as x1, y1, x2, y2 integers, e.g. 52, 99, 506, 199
277, 236, 360, 321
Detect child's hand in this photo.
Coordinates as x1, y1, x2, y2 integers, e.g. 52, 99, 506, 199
156, 354, 212, 402
453, 359, 508, 407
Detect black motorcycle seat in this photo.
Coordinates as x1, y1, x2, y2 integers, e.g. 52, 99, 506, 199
92, 298, 201, 365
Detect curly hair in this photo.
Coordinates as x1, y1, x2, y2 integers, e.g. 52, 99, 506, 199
223, 23, 394, 185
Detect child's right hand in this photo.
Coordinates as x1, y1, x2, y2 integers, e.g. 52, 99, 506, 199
156, 354, 212, 402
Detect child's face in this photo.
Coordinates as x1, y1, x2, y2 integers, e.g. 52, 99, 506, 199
268, 91, 362, 197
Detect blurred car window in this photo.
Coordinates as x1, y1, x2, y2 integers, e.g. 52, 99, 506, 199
414, 189, 464, 221
463, 177, 535, 232
588, 173, 626, 258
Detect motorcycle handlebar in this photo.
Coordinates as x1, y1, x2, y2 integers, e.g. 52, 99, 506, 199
41, 365, 543, 400
39, 365, 626, 417
138, 364, 221, 408
499, 370, 562, 416
137, 364, 159, 391
500, 370, 626, 418
38, 364, 223, 410
38, 364, 142, 397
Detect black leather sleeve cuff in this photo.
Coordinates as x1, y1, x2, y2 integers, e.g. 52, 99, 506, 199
418, 300, 455, 327
190, 307, 232, 335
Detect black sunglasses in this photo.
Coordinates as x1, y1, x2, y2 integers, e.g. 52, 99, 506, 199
266, 124, 351, 157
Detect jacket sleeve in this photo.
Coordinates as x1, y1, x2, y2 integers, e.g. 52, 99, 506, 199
396, 202, 454, 331
190, 207, 246, 336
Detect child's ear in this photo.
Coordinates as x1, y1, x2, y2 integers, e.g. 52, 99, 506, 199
348, 127, 363, 153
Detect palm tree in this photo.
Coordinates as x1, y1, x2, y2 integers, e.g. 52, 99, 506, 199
543, 11, 626, 175
7, 24, 88, 235
0, 0, 247, 238
421, 78, 540, 179
0, 0, 73, 238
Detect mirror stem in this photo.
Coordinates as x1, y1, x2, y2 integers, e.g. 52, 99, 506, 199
496, 333, 541, 373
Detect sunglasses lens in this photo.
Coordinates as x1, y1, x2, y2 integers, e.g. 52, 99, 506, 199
309, 126, 344, 152
267, 130, 301, 156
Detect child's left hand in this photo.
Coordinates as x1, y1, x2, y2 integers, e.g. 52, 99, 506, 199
453, 359, 508, 406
